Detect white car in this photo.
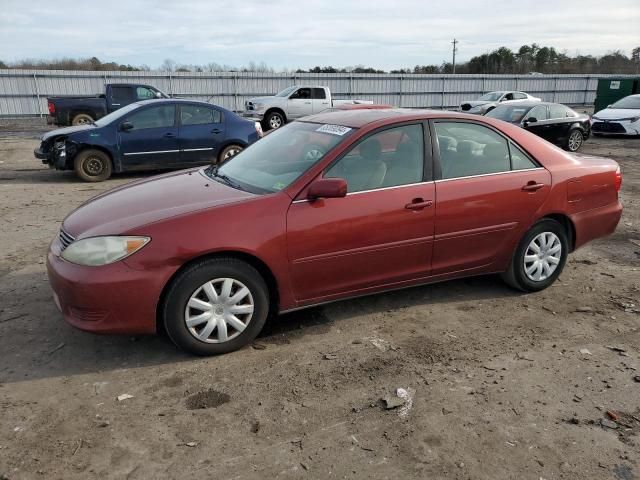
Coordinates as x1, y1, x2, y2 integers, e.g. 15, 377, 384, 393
591, 94, 640, 136
460, 91, 541, 115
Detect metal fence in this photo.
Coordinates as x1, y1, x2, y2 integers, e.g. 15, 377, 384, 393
0, 69, 624, 117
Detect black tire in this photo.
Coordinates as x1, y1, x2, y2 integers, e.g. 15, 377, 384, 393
564, 128, 584, 152
265, 111, 285, 130
71, 113, 94, 126
162, 257, 270, 356
501, 219, 569, 292
74, 149, 112, 182
218, 144, 243, 164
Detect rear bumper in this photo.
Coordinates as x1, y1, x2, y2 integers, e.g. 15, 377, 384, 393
571, 200, 623, 250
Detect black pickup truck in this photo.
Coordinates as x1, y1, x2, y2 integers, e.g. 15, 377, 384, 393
47, 83, 169, 126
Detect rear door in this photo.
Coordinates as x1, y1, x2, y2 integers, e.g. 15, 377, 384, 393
108, 86, 135, 112
432, 120, 551, 275
178, 103, 225, 164
287, 88, 313, 118
311, 88, 331, 113
546, 104, 573, 144
287, 123, 435, 302
118, 104, 180, 169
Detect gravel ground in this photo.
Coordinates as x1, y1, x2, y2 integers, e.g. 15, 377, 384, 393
0, 125, 639, 480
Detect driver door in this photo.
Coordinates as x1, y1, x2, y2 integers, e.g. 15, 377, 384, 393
287, 88, 313, 119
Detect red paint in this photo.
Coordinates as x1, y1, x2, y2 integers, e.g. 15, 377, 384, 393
47, 109, 623, 335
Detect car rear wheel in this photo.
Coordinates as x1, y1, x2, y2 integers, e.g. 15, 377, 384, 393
501, 219, 568, 292
218, 144, 243, 164
74, 149, 112, 182
71, 113, 94, 126
565, 129, 584, 152
162, 257, 270, 356
265, 111, 285, 130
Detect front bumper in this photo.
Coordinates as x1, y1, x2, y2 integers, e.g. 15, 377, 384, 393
591, 120, 640, 135
46, 239, 164, 335
242, 111, 265, 121
34, 147, 49, 160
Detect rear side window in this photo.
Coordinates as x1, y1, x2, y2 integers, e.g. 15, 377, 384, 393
434, 122, 510, 179
513, 92, 528, 100
548, 105, 568, 119
111, 86, 133, 104
181, 105, 221, 125
126, 105, 175, 130
312, 88, 327, 99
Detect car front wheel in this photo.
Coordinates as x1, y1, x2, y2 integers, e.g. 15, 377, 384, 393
74, 149, 112, 182
162, 257, 270, 356
265, 111, 285, 130
502, 219, 568, 292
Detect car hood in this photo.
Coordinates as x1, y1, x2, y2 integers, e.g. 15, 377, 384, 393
247, 96, 277, 104
593, 108, 640, 120
42, 124, 95, 141
63, 168, 257, 238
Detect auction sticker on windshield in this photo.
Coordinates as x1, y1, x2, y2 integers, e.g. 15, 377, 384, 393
316, 124, 352, 136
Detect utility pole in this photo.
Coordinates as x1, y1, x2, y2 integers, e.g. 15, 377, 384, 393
452, 38, 458, 74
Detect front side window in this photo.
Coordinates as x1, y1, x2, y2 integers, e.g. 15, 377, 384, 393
126, 105, 175, 130
325, 124, 424, 193
136, 87, 157, 100
479, 92, 503, 101
214, 121, 356, 194
435, 122, 510, 179
290, 88, 311, 99
486, 105, 529, 123
527, 105, 548, 121
181, 105, 221, 126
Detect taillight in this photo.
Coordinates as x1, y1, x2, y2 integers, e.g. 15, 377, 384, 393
255, 121, 264, 138
615, 166, 622, 193
47, 101, 55, 115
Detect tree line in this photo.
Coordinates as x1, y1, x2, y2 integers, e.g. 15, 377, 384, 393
1, 45, 639, 74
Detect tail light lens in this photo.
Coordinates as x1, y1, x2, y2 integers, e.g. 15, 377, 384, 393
254, 121, 264, 138
615, 166, 622, 193
47, 101, 55, 115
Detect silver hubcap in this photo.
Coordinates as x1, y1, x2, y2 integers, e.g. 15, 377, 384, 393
224, 147, 241, 160
269, 115, 282, 129
568, 131, 582, 151
524, 232, 562, 282
184, 278, 254, 343
76, 117, 90, 125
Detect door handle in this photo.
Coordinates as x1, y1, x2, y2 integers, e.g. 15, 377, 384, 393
211, 128, 221, 134
522, 181, 545, 192
163, 132, 176, 138
405, 198, 433, 210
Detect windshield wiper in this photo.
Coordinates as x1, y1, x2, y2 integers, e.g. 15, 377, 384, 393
207, 164, 244, 190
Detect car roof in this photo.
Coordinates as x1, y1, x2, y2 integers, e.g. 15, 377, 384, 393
134, 98, 225, 107
494, 101, 572, 108
300, 108, 484, 128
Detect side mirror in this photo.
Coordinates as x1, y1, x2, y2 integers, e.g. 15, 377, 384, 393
308, 178, 347, 200
524, 117, 537, 126
155, 91, 163, 98
120, 121, 134, 131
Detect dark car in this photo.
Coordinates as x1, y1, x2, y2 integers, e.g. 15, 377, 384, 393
35, 99, 263, 182
485, 102, 590, 152
47, 108, 622, 355
47, 83, 169, 126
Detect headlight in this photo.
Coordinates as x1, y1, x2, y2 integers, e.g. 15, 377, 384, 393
628, 116, 640, 123
61, 236, 150, 266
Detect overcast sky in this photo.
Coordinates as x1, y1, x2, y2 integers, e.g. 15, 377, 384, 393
1, 0, 638, 70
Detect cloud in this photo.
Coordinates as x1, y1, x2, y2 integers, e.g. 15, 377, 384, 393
0, 0, 638, 69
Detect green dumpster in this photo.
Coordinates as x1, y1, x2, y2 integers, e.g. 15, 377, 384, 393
594, 78, 640, 113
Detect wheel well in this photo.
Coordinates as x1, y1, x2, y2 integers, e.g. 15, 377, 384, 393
265, 107, 286, 122
155, 251, 280, 335
541, 214, 576, 252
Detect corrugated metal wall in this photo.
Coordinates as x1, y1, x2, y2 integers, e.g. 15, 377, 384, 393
0, 69, 619, 117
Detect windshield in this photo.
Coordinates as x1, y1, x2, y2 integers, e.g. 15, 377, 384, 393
610, 96, 640, 109
212, 121, 357, 194
478, 92, 503, 101
275, 86, 298, 97
94, 103, 141, 127
486, 105, 530, 123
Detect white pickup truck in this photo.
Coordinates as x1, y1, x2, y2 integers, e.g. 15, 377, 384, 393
243, 85, 373, 130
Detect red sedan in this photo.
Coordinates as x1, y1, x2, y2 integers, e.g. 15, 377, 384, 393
47, 109, 623, 355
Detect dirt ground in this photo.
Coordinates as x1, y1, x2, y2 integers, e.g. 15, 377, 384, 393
0, 121, 639, 480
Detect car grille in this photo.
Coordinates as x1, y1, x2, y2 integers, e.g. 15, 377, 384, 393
59, 229, 75, 251
592, 121, 625, 133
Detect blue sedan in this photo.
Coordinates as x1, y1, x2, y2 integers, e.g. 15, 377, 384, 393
34, 99, 263, 181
